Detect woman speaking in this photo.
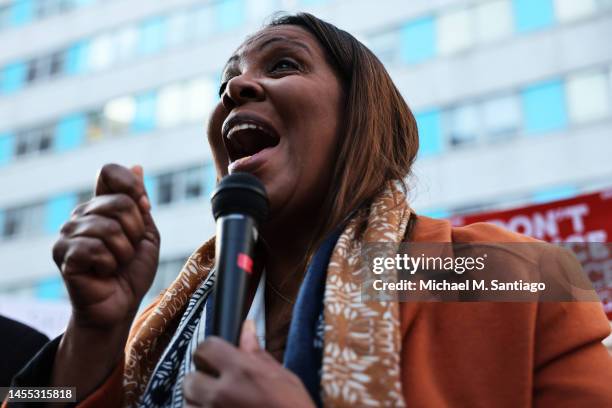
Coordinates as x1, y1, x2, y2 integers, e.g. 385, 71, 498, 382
11, 12, 612, 408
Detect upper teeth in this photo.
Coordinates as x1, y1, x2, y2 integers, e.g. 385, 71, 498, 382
227, 123, 268, 138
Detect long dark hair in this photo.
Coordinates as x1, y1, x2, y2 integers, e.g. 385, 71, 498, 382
266, 13, 419, 246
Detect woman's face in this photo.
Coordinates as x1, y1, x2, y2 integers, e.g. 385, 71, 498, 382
207, 25, 343, 220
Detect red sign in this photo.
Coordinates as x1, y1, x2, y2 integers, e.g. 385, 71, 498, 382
451, 190, 612, 319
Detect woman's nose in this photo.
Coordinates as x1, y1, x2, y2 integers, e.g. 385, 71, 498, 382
222, 74, 265, 110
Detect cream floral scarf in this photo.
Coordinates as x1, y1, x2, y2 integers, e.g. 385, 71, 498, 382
124, 181, 409, 407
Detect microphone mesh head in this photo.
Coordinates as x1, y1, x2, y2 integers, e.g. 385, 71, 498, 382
211, 173, 269, 223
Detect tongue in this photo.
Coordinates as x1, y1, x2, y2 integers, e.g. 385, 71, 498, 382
232, 129, 276, 157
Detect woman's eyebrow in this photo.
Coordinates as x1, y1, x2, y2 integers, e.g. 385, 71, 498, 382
257, 37, 313, 56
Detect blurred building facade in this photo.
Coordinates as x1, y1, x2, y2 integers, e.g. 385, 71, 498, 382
0, 0, 611, 332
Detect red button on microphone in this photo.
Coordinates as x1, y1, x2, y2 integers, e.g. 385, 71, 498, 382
237, 253, 253, 274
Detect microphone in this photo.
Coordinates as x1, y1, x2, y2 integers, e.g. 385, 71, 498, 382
210, 172, 269, 345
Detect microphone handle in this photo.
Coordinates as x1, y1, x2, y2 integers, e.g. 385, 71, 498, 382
212, 213, 257, 345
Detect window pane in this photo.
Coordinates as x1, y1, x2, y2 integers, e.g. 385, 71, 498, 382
132, 91, 157, 133
104, 96, 135, 135
482, 94, 521, 138
0, 132, 14, 166
400, 17, 436, 64
65, 41, 89, 75
45, 194, 77, 234
88, 34, 114, 72
137, 17, 166, 55
55, 113, 86, 152
438, 8, 474, 55
566, 71, 611, 123
185, 77, 216, 122
554, 0, 596, 22
144, 175, 158, 208
214, 0, 245, 32
246, 0, 278, 23
158, 174, 173, 205
445, 104, 480, 146
204, 162, 217, 196
192, 6, 214, 40
416, 109, 443, 157
49, 51, 64, 77
184, 167, 203, 199
86, 110, 104, 142
475, 0, 513, 43
532, 185, 577, 204
521, 79, 567, 134
157, 84, 186, 128
512, 0, 555, 33
368, 30, 401, 66
1, 61, 27, 94
166, 12, 191, 47
114, 26, 138, 63
10, 0, 33, 26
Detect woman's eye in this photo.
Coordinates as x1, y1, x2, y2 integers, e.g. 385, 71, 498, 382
271, 59, 299, 72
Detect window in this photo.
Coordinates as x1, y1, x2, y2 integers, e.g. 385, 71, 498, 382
521, 80, 567, 134
482, 94, 521, 138
65, 41, 89, 75
137, 17, 166, 56
400, 17, 436, 64
554, 0, 596, 22
157, 84, 186, 128
104, 96, 135, 135
36, 0, 62, 18
185, 77, 216, 122
444, 103, 480, 146
204, 162, 217, 196
532, 185, 577, 204
157, 173, 173, 205
415, 110, 443, 157
368, 30, 401, 66
36, 276, 66, 299
0, 133, 15, 166
85, 110, 104, 142
88, 34, 114, 72
184, 167, 204, 199
192, 6, 214, 40
246, 0, 278, 23
437, 8, 474, 55
155, 166, 208, 206
26, 52, 64, 84
166, 12, 191, 48
55, 114, 86, 152
3, 204, 45, 239
144, 175, 157, 208
10, 0, 34, 26
512, 0, 555, 33
15, 125, 54, 157
114, 26, 138, 63
0, 5, 10, 31
1, 62, 27, 94
132, 91, 157, 133
214, 0, 245, 32
475, 0, 514, 43
566, 71, 611, 124
45, 193, 77, 233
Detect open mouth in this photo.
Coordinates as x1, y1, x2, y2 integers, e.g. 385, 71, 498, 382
223, 119, 281, 164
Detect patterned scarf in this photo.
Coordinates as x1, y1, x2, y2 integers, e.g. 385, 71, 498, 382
124, 182, 410, 407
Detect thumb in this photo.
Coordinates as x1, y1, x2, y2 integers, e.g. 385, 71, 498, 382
239, 320, 260, 353
130, 165, 151, 212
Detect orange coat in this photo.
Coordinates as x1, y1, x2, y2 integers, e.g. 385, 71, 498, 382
32, 217, 612, 407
